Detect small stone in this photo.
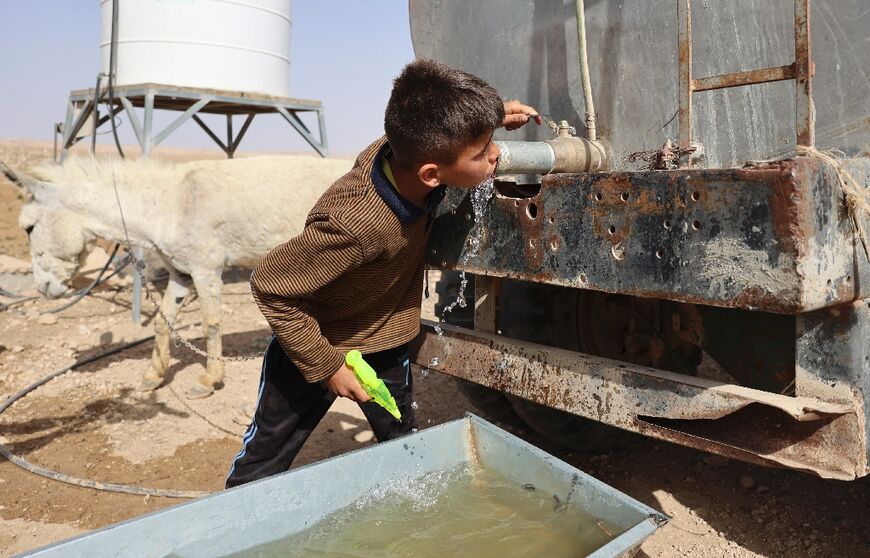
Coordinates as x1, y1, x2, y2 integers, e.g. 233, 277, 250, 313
37, 313, 58, 325
703, 454, 730, 467
739, 475, 756, 489
12, 345, 24, 353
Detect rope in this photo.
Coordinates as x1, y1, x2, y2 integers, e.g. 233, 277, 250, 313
0, 327, 211, 499
796, 146, 870, 260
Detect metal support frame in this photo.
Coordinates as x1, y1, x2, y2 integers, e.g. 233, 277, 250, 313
677, 0, 814, 167
58, 83, 329, 322
60, 83, 328, 162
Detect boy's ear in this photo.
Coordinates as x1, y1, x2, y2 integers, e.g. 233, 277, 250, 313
417, 163, 440, 188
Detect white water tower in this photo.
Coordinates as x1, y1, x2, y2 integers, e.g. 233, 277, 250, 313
99, 0, 293, 97
60, 0, 326, 323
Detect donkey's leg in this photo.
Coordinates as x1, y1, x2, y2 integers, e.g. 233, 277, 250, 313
186, 269, 224, 399
139, 271, 192, 391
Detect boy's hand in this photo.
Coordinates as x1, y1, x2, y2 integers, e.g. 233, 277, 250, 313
502, 100, 542, 130
323, 363, 371, 403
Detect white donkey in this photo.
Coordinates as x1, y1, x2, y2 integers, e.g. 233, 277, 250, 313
16, 155, 351, 398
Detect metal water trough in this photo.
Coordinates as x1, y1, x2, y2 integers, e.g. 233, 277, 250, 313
21, 414, 667, 557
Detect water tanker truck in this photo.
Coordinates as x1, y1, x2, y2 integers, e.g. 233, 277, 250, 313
409, 0, 870, 480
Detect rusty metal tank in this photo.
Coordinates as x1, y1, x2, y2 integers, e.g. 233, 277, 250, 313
409, 0, 869, 169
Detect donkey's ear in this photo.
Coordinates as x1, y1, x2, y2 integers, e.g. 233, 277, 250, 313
4, 170, 49, 203
0, 159, 27, 190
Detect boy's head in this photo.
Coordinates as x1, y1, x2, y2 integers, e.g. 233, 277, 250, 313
385, 59, 504, 188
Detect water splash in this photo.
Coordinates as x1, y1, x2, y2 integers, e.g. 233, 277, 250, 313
438, 174, 496, 327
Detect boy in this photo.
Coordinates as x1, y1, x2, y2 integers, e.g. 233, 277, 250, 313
226, 59, 539, 488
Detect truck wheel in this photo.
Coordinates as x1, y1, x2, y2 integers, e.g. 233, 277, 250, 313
507, 395, 636, 453
499, 281, 702, 452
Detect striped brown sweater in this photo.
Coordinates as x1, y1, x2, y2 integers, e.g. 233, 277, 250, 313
250, 137, 444, 382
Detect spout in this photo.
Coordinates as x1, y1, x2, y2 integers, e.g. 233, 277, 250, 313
495, 136, 610, 176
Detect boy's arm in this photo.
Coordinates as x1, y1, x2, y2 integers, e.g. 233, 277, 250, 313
250, 216, 364, 384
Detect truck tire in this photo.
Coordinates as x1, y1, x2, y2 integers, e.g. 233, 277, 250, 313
507, 395, 637, 453
498, 280, 701, 453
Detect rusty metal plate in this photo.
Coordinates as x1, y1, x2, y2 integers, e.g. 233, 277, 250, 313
429, 157, 870, 314
412, 320, 867, 480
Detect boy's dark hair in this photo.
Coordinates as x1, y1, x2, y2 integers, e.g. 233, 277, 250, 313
384, 58, 505, 169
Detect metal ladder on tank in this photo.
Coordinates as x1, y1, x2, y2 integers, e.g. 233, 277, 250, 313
677, 0, 815, 168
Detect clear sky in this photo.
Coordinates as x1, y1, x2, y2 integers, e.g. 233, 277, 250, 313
0, 1, 415, 156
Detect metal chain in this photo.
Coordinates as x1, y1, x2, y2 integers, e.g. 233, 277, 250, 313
136, 260, 261, 363
109, 170, 261, 363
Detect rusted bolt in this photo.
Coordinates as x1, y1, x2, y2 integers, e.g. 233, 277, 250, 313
620, 192, 629, 202
549, 239, 559, 251
608, 225, 616, 235
691, 191, 700, 201
526, 203, 538, 219
548, 216, 555, 224
692, 220, 701, 230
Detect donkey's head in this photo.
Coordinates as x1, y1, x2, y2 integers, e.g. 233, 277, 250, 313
17, 171, 96, 299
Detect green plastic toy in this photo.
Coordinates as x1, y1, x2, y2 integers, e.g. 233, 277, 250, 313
345, 350, 402, 421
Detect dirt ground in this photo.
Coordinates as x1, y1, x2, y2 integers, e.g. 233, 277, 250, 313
1, 141, 868, 557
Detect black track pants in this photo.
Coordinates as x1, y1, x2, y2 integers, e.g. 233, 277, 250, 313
225, 336, 417, 488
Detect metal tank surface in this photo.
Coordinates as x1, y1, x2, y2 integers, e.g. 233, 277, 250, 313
18, 415, 666, 558
410, 0, 868, 169
410, 0, 870, 479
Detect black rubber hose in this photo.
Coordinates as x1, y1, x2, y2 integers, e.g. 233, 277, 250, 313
91, 73, 103, 154
108, 0, 125, 159
0, 246, 130, 314
0, 324, 210, 499
46, 244, 122, 314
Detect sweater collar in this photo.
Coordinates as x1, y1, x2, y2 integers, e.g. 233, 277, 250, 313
372, 142, 446, 224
